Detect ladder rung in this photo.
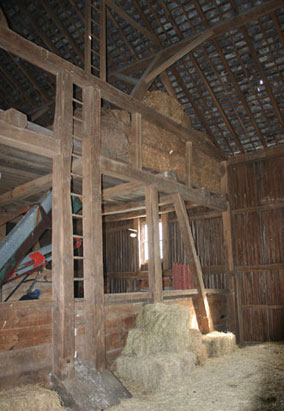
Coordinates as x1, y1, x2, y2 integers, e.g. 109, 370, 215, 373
73, 115, 83, 123
72, 214, 83, 219
73, 98, 83, 105
73, 256, 85, 260
72, 135, 84, 142
72, 234, 83, 239
74, 277, 85, 281
72, 153, 82, 158
71, 192, 84, 198
71, 172, 83, 178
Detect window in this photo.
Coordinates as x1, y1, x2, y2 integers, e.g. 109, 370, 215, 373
140, 221, 163, 263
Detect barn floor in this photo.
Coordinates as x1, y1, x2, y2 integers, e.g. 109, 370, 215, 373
110, 343, 284, 411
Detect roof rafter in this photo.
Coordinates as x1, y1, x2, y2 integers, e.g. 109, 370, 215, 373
133, 0, 282, 88
190, 54, 244, 153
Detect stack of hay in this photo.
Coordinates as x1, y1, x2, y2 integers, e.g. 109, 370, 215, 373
0, 385, 64, 411
202, 331, 236, 357
115, 303, 205, 392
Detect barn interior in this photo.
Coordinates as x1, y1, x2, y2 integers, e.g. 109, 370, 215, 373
0, 0, 284, 409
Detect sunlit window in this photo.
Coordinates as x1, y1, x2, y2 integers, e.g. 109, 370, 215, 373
141, 221, 163, 262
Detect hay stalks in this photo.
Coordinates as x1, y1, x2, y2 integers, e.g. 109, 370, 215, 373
0, 385, 64, 411
202, 331, 236, 357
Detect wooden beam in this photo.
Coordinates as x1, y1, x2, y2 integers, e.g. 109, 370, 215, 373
228, 144, 284, 165
221, 161, 237, 335
105, 0, 159, 46
131, 52, 165, 99
145, 185, 163, 302
0, 173, 52, 207
131, 112, 142, 169
52, 71, 75, 379
0, 118, 60, 158
0, 25, 224, 160
173, 193, 214, 333
185, 141, 192, 188
161, 213, 170, 271
82, 86, 105, 370
100, 156, 227, 211
100, 0, 106, 81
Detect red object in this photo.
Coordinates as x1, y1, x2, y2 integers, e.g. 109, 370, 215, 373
74, 237, 82, 249
29, 251, 45, 268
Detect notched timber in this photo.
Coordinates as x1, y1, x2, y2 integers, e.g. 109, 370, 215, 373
0, 118, 60, 158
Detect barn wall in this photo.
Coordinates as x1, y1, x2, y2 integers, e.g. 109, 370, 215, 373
229, 153, 284, 342
0, 300, 53, 389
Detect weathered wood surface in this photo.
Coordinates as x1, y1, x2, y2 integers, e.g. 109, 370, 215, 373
173, 193, 214, 333
82, 86, 106, 370
52, 71, 75, 379
0, 300, 53, 389
0, 25, 223, 160
229, 153, 284, 342
145, 185, 163, 302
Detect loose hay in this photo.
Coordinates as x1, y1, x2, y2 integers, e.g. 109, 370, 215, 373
143, 91, 187, 125
0, 385, 64, 411
202, 331, 236, 357
116, 353, 196, 392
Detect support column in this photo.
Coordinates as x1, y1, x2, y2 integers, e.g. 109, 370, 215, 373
173, 193, 214, 333
221, 161, 239, 338
52, 71, 75, 379
82, 86, 106, 370
145, 185, 163, 302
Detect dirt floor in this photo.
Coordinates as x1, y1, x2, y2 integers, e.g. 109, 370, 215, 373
110, 343, 284, 411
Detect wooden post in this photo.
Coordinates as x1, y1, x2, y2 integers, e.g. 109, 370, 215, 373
0, 223, 5, 301
132, 112, 142, 169
173, 193, 214, 333
52, 71, 75, 379
161, 213, 170, 271
100, 0, 106, 81
82, 86, 106, 370
221, 161, 238, 337
145, 185, 163, 302
185, 141, 192, 188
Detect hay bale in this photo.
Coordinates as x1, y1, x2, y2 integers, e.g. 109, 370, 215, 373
143, 91, 189, 126
116, 352, 196, 392
122, 328, 192, 357
136, 303, 190, 336
202, 331, 236, 358
189, 329, 208, 366
0, 385, 64, 411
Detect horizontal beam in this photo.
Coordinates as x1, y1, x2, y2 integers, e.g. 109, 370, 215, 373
0, 26, 224, 160
0, 119, 60, 158
100, 156, 227, 211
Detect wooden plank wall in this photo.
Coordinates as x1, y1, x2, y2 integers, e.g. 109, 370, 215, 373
0, 300, 53, 389
229, 154, 284, 343
168, 212, 227, 291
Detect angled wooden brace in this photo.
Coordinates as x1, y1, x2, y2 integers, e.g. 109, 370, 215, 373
172, 193, 214, 333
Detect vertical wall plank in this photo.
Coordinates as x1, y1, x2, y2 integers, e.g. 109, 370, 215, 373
173, 193, 214, 333
52, 71, 74, 379
145, 185, 163, 302
161, 213, 170, 271
82, 86, 106, 370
